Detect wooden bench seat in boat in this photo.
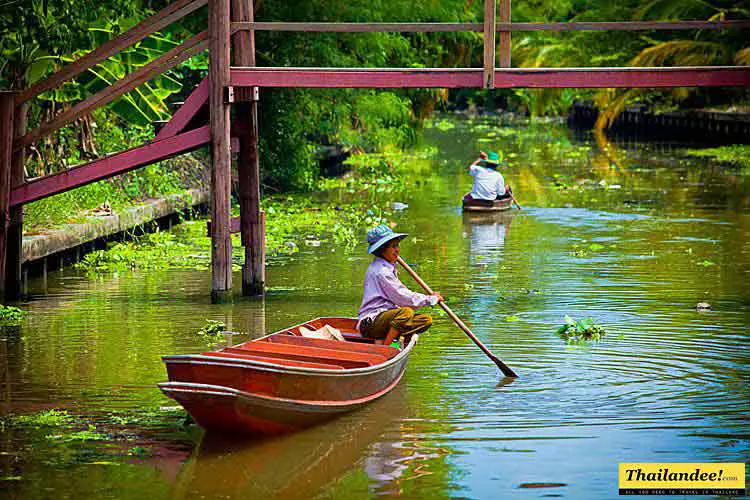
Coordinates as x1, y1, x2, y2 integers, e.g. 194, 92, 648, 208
265, 335, 399, 359
200, 351, 346, 370
224, 343, 388, 369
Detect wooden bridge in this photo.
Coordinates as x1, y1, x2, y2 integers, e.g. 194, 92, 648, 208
1, 0, 749, 301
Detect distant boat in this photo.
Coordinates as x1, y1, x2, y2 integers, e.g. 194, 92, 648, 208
159, 317, 413, 436
462, 193, 514, 212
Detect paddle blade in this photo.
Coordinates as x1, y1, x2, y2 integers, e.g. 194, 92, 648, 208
491, 355, 519, 378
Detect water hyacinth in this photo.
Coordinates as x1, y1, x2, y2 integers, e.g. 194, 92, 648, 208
555, 315, 606, 342
0, 305, 24, 326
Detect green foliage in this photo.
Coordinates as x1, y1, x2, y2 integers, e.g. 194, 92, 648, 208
46, 425, 109, 442
196, 320, 226, 348
13, 409, 72, 427
76, 230, 207, 272
46, 25, 184, 126
555, 315, 606, 342
197, 319, 225, 337
0, 305, 25, 326
686, 145, 750, 170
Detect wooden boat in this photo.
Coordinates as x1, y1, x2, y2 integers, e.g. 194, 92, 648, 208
462, 193, 513, 212
159, 317, 414, 436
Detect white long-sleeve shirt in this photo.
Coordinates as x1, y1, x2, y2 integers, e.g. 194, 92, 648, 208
357, 258, 438, 324
469, 164, 506, 200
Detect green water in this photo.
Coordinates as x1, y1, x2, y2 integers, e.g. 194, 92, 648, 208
1, 116, 748, 499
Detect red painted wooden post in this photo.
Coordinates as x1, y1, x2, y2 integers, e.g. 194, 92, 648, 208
483, 0, 496, 88
5, 100, 25, 299
498, 0, 511, 67
0, 93, 15, 301
209, 0, 233, 300
232, 0, 265, 296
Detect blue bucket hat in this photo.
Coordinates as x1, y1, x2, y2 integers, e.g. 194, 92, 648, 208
366, 224, 407, 254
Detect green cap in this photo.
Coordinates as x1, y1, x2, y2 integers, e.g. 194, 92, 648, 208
481, 151, 504, 167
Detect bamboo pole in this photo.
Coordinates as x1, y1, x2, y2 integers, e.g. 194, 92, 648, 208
209, 0, 233, 300
232, 0, 265, 296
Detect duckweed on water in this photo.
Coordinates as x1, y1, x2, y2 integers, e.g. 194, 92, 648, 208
76, 230, 207, 272
2, 407, 192, 469
47, 425, 109, 442
556, 315, 606, 343
13, 409, 73, 427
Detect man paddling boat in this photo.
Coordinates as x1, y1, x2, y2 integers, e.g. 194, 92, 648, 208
463, 151, 513, 204
357, 225, 442, 348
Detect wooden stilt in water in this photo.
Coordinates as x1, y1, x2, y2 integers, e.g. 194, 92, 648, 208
0, 92, 15, 302
232, 0, 265, 295
6, 101, 25, 299
209, 0, 233, 302
498, 0, 511, 67
483, 0, 496, 88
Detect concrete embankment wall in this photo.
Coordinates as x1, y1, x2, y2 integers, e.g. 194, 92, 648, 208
569, 102, 750, 144
22, 188, 208, 279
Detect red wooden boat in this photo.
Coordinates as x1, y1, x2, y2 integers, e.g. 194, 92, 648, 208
159, 317, 414, 436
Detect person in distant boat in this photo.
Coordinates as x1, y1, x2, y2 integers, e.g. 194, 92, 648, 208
464, 151, 512, 203
358, 225, 442, 348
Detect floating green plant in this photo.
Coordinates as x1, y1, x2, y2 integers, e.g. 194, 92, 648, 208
696, 259, 716, 267
197, 320, 225, 337
13, 409, 73, 427
571, 242, 606, 257
0, 305, 24, 326
47, 425, 109, 442
556, 315, 606, 342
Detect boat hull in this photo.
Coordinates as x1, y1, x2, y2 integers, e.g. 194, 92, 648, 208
462, 194, 513, 212
159, 317, 414, 435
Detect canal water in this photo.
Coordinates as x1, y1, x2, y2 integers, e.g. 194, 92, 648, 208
1, 116, 748, 499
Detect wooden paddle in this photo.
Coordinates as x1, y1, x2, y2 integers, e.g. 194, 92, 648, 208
396, 256, 519, 378
506, 185, 522, 210
509, 192, 522, 210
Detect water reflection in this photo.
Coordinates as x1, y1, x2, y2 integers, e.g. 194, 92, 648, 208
463, 211, 515, 268
173, 387, 408, 499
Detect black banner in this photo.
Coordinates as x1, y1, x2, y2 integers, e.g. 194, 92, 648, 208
620, 488, 746, 496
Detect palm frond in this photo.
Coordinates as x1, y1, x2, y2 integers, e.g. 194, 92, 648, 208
635, 0, 718, 21
632, 40, 730, 66
735, 48, 750, 65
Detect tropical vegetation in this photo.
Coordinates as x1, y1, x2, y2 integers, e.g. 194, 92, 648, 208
1, 0, 748, 227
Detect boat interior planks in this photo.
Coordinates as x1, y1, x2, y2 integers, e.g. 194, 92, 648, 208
221, 344, 385, 369
266, 334, 399, 358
